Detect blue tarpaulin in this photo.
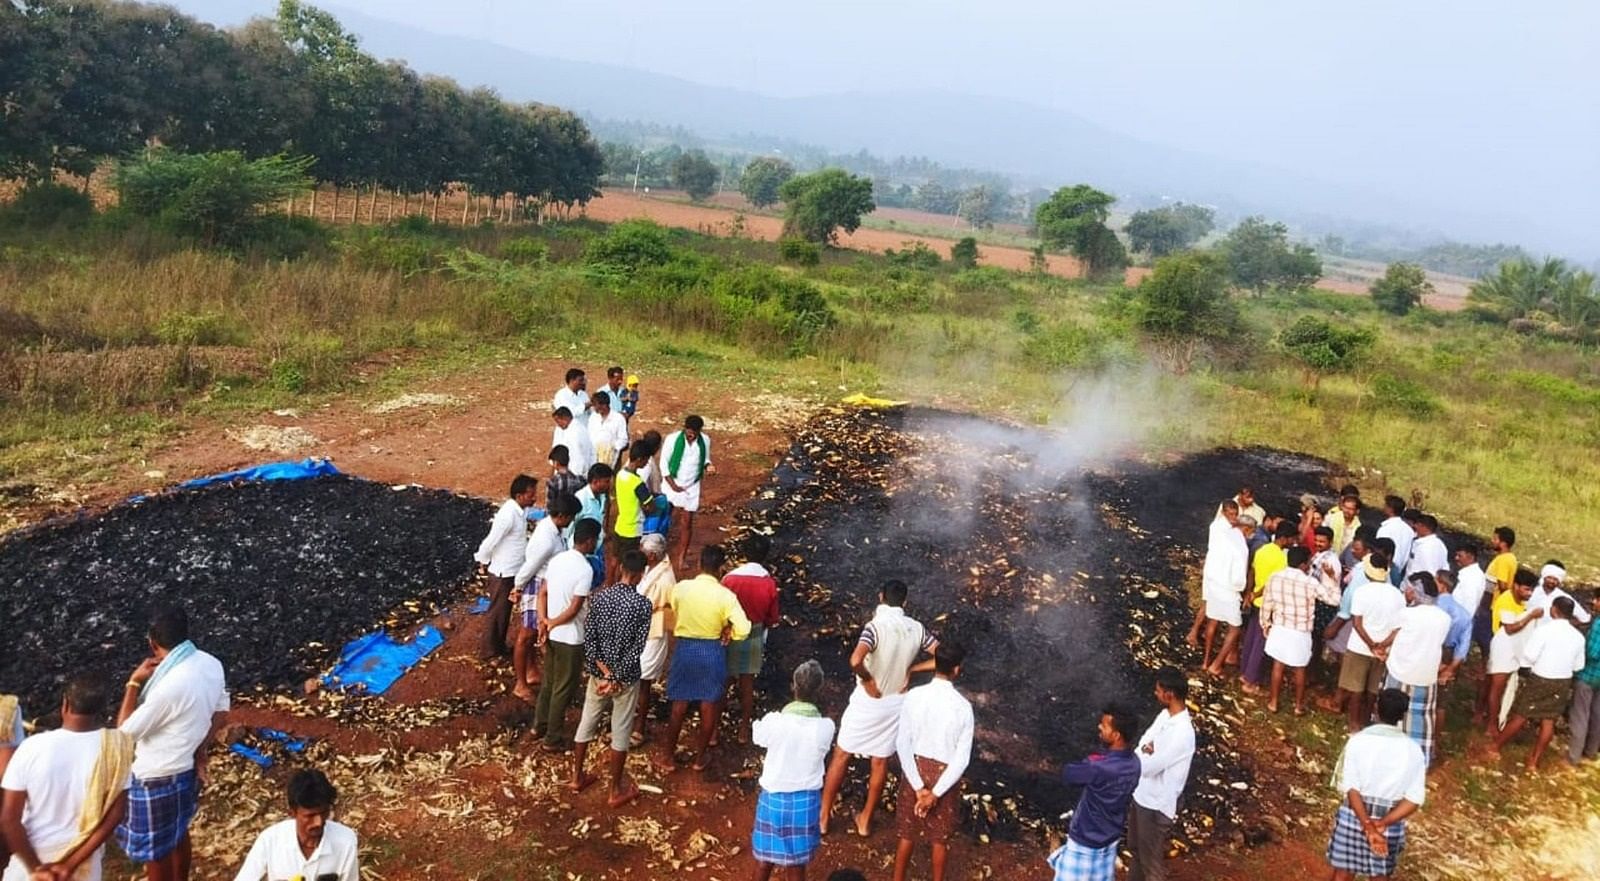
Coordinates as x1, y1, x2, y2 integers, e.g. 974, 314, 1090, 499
322, 625, 445, 695
178, 458, 341, 490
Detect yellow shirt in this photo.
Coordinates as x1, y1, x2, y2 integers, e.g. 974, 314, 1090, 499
1490, 589, 1525, 634
1486, 552, 1517, 591
670, 574, 752, 641
1251, 543, 1288, 607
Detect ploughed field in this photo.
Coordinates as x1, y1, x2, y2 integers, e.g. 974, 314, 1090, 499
741, 406, 1343, 848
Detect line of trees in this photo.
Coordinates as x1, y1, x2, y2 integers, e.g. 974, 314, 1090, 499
0, 0, 603, 222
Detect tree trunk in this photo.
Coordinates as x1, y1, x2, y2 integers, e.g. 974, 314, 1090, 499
309, 186, 318, 220
332, 184, 341, 223
431, 193, 440, 222
460, 187, 470, 226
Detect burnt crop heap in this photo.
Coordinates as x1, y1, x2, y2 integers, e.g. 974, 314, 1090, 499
739, 406, 1345, 849
1, 476, 489, 713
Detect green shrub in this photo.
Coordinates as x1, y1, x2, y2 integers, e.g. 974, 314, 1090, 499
950, 237, 979, 269
778, 236, 821, 267
499, 236, 549, 265
886, 241, 942, 270
1022, 322, 1107, 368
584, 219, 676, 274
0, 182, 94, 228
155, 312, 234, 347
338, 229, 445, 276
1507, 370, 1600, 407
950, 266, 1016, 295
269, 332, 346, 393
1370, 373, 1442, 417
1012, 309, 1042, 335
245, 214, 331, 260
114, 149, 313, 245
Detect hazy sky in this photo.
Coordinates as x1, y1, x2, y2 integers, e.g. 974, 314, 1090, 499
186, 0, 1599, 254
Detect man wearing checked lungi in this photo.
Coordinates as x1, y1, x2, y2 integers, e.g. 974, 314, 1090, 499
656, 544, 751, 773
749, 660, 835, 880
1046, 705, 1141, 881
115, 606, 229, 881
1325, 688, 1426, 881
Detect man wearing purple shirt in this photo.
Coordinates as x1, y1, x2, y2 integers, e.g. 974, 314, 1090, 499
1046, 705, 1143, 881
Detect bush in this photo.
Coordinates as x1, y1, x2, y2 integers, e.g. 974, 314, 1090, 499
499, 236, 549, 265
245, 214, 331, 260
584, 220, 676, 275
1370, 373, 1442, 417
1022, 322, 1109, 369
338, 229, 445, 276
0, 182, 94, 228
886, 241, 942, 270
270, 332, 346, 393
778, 236, 821, 266
155, 312, 235, 347
114, 149, 313, 246
950, 266, 1015, 295
1370, 262, 1433, 316
950, 237, 979, 269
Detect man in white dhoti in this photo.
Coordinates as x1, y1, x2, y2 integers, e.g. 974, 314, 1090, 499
633, 534, 677, 747
1188, 500, 1238, 648
1200, 506, 1252, 675
818, 581, 938, 837
662, 415, 712, 568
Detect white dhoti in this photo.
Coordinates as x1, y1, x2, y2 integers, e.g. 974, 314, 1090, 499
640, 636, 670, 681
835, 685, 905, 758
664, 479, 702, 513
1488, 632, 1521, 675
1265, 627, 1313, 667
1204, 594, 1242, 627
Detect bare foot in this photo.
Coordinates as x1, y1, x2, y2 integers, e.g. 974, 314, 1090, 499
1266, 702, 1279, 714
691, 753, 712, 772
1241, 682, 1264, 696
651, 751, 678, 775
853, 812, 871, 837
1185, 631, 1201, 648
569, 773, 597, 793
512, 684, 535, 702
1293, 706, 1306, 717
608, 780, 642, 808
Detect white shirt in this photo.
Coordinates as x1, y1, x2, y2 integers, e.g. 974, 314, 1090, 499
1217, 497, 1265, 527
1336, 724, 1427, 805
121, 649, 230, 779
895, 678, 974, 798
233, 818, 360, 881
513, 517, 568, 592
473, 499, 528, 577
1453, 564, 1487, 618
1201, 519, 1248, 604
1523, 622, 1587, 680
1311, 549, 1343, 593
1405, 533, 1448, 580
1528, 586, 1593, 626
1346, 581, 1405, 659
1376, 517, 1415, 575
551, 422, 596, 476
1386, 604, 1452, 686
588, 410, 629, 455
662, 430, 711, 485
751, 710, 836, 793
1, 729, 130, 881
542, 549, 592, 646
1133, 708, 1195, 819
553, 387, 590, 423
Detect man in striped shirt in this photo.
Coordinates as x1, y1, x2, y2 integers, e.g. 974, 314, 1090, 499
1262, 547, 1342, 714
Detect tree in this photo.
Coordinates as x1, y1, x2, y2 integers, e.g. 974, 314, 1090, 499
670, 151, 718, 201
950, 237, 979, 269
1468, 257, 1587, 323
1125, 203, 1215, 257
738, 156, 793, 208
1277, 315, 1374, 389
956, 186, 997, 228
1369, 262, 1433, 316
114, 148, 313, 245
1218, 216, 1322, 295
1130, 251, 1240, 373
1034, 184, 1127, 277
913, 181, 957, 215
778, 169, 875, 245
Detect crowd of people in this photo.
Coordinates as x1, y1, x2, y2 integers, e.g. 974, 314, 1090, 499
4, 364, 1594, 881
1192, 484, 1599, 880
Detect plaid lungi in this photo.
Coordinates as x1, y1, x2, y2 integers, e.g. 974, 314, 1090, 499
751, 788, 822, 866
1047, 837, 1119, 881
1511, 671, 1573, 721
666, 637, 727, 703
116, 770, 199, 863
1326, 797, 1405, 877
1385, 674, 1437, 766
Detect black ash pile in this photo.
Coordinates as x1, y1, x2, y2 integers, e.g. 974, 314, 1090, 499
1, 476, 489, 712
742, 407, 1344, 849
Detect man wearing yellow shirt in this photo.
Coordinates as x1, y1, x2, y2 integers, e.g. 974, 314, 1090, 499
1484, 527, 1518, 597
656, 544, 751, 773
1476, 526, 1519, 725
1240, 522, 1297, 693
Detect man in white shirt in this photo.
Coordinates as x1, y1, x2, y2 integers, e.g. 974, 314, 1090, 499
1380, 574, 1453, 766
1451, 544, 1489, 654
1526, 562, 1592, 626
1198, 507, 1251, 675
1216, 486, 1264, 529
533, 519, 600, 752
587, 392, 629, 472
116, 606, 229, 881
1188, 500, 1236, 650
1338, 550, 1403, 733
1403, 515, 1448, 582
551, 407, 596, 477
892, 642, 973, 881
1374, 497, 1414, 587
1325, 689, 1426, 881
552, 367, 590, 426
1127, 668, 1195, 881
749, 660, 835, 875
511, 496, 577, 702
662, 415, 712, 569
2, 677, 131, 881
233, 769, 358, 881
474, 474, 539, 660
1493, 596, 1587, 773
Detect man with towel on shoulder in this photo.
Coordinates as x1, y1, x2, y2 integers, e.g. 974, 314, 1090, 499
116, 606, 229, 881
819, 580, 938, 838
1526, 561, 1591, 626
2, 676, 132, 881
662, 416, 712, 568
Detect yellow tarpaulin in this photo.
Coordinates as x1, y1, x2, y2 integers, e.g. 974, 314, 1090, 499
840, 393, 908, 409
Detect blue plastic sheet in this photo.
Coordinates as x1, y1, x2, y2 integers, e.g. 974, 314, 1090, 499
469, 596, 491, 615
322, 625, 445, 695
257, 728, 309, 753
178, 458, 341, 490
230, 743, 274, 768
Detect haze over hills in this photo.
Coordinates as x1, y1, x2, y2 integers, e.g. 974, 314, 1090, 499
172, 0, 1596, 259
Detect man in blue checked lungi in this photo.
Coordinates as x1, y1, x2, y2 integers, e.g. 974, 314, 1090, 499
749, 660, 835, 880
1046, 705, 1141, 881
1325, 688, 1426, 881
1380, 574, 1453, 767
115, 606, 229, 881
656, 544, 751, 773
